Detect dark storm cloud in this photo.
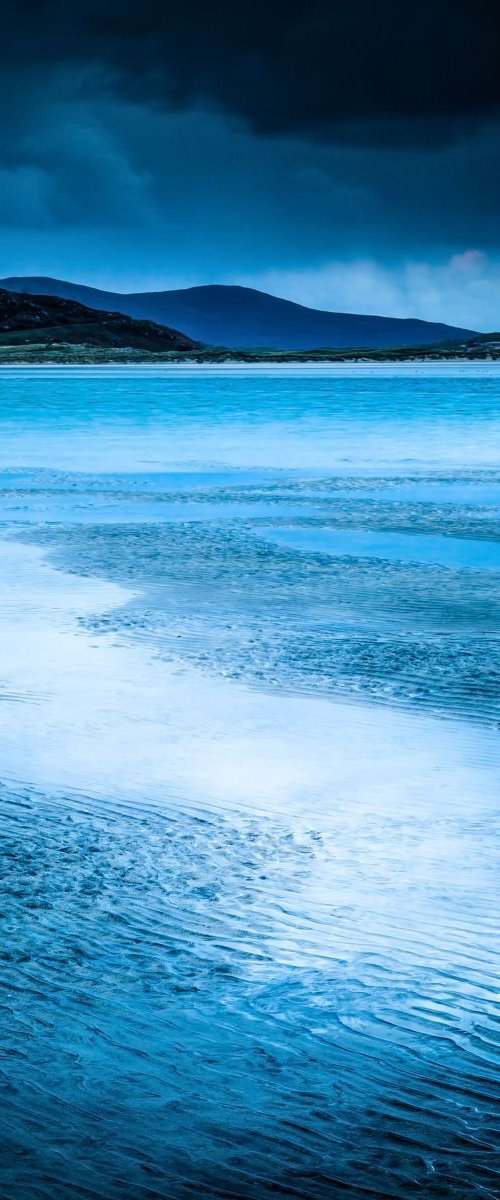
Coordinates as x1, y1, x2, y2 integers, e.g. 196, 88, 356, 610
2, 0, 499, 145
1, 0, 499, 329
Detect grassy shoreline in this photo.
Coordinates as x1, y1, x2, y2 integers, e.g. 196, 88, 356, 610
0, 341, 499, 365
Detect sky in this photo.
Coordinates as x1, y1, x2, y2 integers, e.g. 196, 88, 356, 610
1, 1, 499, 328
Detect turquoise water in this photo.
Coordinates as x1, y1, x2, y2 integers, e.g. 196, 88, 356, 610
0, 367, 499, 1199
259, 526, 500, 570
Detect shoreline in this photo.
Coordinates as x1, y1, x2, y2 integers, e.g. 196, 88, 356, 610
1, 358, 500, 374
1, 535, 498, 817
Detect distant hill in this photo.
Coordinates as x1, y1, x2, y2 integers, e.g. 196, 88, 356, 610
0, 288, 199, 352
0, 277, 477, 350
0, 286, 497, 365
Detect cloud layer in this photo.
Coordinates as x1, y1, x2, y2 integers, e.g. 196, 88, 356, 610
0, 1, 499, 326
2, 1, 500, 144
236, 252, 500, 332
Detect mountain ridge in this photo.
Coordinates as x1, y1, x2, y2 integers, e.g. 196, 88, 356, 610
0, 276, 477, 350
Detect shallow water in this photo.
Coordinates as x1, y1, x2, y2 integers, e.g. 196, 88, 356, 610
259, 525, 500, 570
0, 367, 499, 1199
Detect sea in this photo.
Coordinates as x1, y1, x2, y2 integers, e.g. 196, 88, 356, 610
0, 364, 499, 1199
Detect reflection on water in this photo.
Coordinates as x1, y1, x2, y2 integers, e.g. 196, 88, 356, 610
0, 367, 499, 1199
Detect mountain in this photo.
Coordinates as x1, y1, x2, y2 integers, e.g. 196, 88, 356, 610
0, 288, 199, 352
0, 277, 477, 350
0, 285, 496, 362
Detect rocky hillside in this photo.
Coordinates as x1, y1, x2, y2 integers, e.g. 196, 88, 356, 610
0, 288, 199, 352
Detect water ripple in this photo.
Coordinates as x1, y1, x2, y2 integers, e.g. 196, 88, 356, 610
1, 370, 500, 1198
1, 784, 499, 1199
